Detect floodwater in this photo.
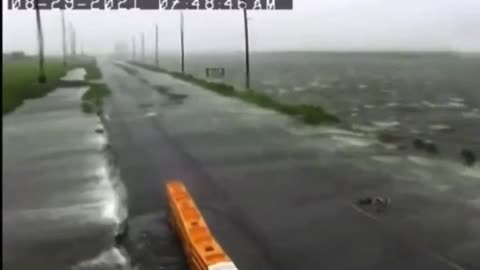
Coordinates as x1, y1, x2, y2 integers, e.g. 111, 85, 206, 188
145, 52, 480, 163
116, 61, 480, 269
2, 69, 129, 270
3, 53, 480, 269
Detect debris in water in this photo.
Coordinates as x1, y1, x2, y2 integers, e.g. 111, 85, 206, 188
413, 138, 426, 150
357, 197, 373, 205
461, 149, 476, 166
424, 141, 438, 154
356, 196, 391, 212
114, 221, 130, 247
376, 132, 403, 144
373, 197, 391, 212
95, 128, 104, 134
413, 138, 438, 154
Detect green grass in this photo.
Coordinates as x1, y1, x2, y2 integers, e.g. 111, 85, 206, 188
81, 83, 111, 114
3, 57, 104, 115
3, 58, 66, 114
68, 57, 102, 81
76, 58, 102, 80
129, 61, 339, 125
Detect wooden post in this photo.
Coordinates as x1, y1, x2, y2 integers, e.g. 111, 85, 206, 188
243, 8, 250, 89
34, 0, 46, 83
180, 12, 185, 73
61, 10, 67, 67
70, 22, 76, 58
132, 36, 136, 60
155, 24, 159, 66
141, 32, 145, 62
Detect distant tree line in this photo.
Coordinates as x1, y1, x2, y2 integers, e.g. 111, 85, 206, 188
3, 51, 31, 61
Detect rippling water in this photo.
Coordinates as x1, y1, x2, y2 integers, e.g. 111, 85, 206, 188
2, 73, 129, 270
147, 52, 480, 162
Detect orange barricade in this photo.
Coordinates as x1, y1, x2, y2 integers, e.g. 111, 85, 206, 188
166, 180, 238, 270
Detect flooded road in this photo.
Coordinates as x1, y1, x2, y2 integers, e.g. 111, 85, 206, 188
102, 60, 479, 270
3, 61, 478, 270
2, 69, 128, 270
153, 52, 480, 163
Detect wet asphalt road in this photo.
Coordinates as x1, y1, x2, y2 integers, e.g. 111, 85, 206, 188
100, 59, 479, 270
2, 75, 126, 270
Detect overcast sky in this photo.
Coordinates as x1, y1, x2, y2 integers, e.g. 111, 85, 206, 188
3, 0, 480, 55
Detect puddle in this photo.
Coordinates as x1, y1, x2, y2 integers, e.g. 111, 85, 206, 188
62, 68, 87, 81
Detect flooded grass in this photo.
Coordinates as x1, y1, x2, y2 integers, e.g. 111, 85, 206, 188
129, 61, 339, 125
3, 57, 103, 115
83, 59, 102, 81
81, 83, 111, 114
3, 58, 66, 114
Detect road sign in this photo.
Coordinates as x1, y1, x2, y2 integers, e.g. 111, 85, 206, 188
205, 68, 225, 79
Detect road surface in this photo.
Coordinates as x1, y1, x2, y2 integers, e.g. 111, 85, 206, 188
100, 59, 480, 270
3, 69, 127, 270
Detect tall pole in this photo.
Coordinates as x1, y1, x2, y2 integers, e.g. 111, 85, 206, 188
155, 24, 159, 66
243, 8, 250, 89
180, 12, 185, 73
141, 32, 145, 62
61, 10, 67, 67
34, 0, 46, 83
132, 36, 136, 60
70, 22, 76, 58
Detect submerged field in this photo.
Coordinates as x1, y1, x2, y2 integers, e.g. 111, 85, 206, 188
142, 52, 480, 162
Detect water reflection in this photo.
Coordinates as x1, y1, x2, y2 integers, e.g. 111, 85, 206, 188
3, 83, 128, 270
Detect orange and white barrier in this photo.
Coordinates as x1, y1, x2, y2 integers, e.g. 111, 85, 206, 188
166, 180, 238, 270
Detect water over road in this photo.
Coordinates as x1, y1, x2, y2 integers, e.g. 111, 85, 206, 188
101, 60, 480, 270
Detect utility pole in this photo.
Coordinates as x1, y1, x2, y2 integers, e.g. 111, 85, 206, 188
34, 0, 46, 83
180, 12, 185, 73
132, 36, 136, 60
61, 10, 67, 67
155, 24, 159, 66
243, 8, 250, 89
141, 32, 145, 62
70, 22, 76, 58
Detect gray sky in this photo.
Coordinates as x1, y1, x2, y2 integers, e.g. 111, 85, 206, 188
3, 0, 480, 55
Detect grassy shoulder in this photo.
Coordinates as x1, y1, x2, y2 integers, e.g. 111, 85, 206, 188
3, 58, 65, 114
3, 57, 102, 115
129, 61, 339, 125
81, 83, 111, 114
72, 57, 102, 80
